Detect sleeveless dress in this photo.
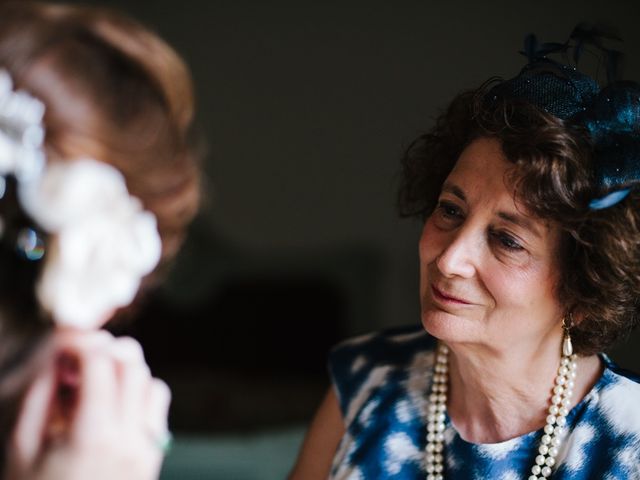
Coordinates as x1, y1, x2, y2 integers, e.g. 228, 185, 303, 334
328, 325, 640, 479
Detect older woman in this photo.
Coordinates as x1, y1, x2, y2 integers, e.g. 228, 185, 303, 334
290, 30, 640, 479
0, 2, 200, 479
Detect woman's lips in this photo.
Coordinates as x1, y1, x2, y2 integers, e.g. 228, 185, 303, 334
431, 285, 472, 305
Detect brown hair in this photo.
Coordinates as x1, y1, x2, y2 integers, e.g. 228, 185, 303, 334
0, 0, 201, 467
399, 83, 640, 355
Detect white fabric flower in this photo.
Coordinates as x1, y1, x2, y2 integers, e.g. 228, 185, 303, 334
0, 69, 155, 329
19, 159, 162, 328
0, 69, 45, 179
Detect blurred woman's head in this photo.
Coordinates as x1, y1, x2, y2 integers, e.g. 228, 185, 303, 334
0, 1, 200, 263
0, 0, 201, 459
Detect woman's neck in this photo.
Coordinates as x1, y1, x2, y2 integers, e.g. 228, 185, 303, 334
445, 340, 603, 444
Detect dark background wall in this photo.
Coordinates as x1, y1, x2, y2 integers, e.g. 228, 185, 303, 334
57, 0, 640, 434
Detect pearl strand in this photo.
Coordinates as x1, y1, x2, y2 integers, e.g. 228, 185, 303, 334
425, 343, 449, 480
424, 343, 578, 480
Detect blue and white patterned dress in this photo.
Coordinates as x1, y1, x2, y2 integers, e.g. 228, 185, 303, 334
328, 325, 640, 479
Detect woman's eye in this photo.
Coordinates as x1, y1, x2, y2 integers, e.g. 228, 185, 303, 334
437, 201, 462, 219
431, 201, 464, 230
490, 230, 523, 251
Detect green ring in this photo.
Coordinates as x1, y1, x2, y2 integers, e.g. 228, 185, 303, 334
158, 431, 174, 454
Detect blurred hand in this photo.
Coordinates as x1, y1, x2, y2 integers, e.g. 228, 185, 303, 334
4, 330, 171, 480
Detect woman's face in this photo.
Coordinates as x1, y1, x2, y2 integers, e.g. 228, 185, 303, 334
419, 137, 563, 353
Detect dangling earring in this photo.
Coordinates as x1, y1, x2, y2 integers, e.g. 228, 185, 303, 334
562, 313, 574, 356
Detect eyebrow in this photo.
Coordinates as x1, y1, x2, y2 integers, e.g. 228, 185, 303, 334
497, 211, 542, 238
441, 182, 542, 238
441, 183, 466, 201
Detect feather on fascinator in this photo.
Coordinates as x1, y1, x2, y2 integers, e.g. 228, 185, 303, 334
487, 23, 640, 210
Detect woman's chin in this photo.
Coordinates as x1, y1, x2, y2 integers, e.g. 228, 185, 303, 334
420, 308, 471, 343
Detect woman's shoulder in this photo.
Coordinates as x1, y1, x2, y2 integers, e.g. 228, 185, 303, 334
603, 357, 640, 384
559, 357, 640, 477
600, 355, 640, 397
594, 357, 640, 433
329, 324, 435, 376
328, 325, 435, 421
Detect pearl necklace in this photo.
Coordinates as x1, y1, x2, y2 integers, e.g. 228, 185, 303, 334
425, 341, 577, 480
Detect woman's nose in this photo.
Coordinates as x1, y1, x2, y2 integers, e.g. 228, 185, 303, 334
435, 227, 478, 279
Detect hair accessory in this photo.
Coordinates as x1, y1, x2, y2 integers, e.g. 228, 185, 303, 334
0, 68, 161, 329
488, 24, 640, 210
0, 70, 45, 181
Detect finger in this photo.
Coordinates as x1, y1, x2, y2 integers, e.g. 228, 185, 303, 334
70, 337, 120, 442
52, 330, 114, 422
111, 336, 145, 365
53, 329, 113, 352
112, 337, 151, 425
142, 378, 172, 473
142, 381, 172, 480
9, 360, 56, 468
145, 378, 171, 436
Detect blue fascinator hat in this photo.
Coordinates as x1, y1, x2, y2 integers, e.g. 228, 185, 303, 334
488, 24, 640, 210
